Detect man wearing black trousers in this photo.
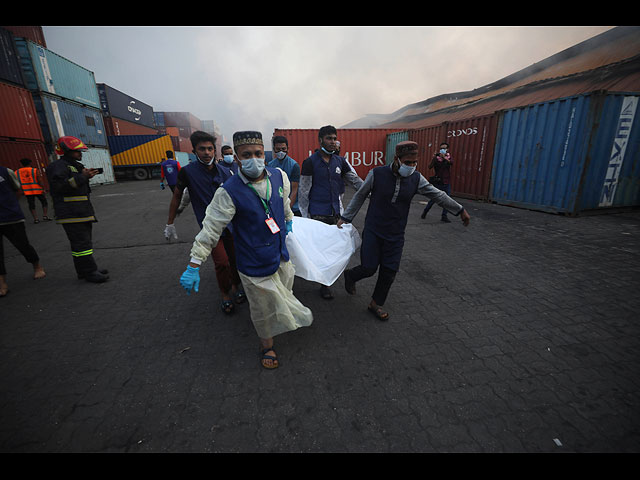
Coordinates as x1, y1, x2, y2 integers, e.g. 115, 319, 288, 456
46, 136, 108, 283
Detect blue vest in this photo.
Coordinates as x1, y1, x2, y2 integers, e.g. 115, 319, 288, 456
268, 155, 300, 211
306, 151, 344, 216
222, 167, 289, 277
161, 159, 180, 185
364, 165, 420, 241
0, 166, 25, 223
183, 161, 232, 228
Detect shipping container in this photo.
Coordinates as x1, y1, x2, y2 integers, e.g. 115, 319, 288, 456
32, 92, 107, 148
102, 116, 159, 137
406, 124, 445, 179
0, 27, 24, 86
490, 91, 640, 215
385, 131, 409, 165
0, 82, 44, 141
96, 83, 155, 129
107, 134, 174, 180
0, 139, 50, 191
1, 26, 46, 47
14, 38, 100, 109
80, 147, 116, 186
160, 111, 202, 131
175, 151, 195, 166
272, 128, 404, 179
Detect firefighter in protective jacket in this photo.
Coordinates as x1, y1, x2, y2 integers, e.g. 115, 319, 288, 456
46, 136, 109, 283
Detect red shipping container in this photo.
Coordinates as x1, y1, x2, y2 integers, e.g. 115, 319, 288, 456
0, 139, 50, 191
1, 26, 46, 47
0, 82, 44, 142
102, 116, 159, 136
408, 115, 498, 201
272, 128, 404, 179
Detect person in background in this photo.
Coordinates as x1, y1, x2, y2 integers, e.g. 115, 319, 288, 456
0, 165, 46, 297
46, 136, 109, 283
338, 141, 470, 321
179, 130, 312, 370
421, 141, 454, 223
165, 131, 245, 315
299, 125, 363, 299
16, 158, 50, 223
160, 150, 180, 192
268, 135, 301, 216
219, 145, 238, 174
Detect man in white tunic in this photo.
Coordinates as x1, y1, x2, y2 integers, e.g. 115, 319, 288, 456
180, 131, 313, 369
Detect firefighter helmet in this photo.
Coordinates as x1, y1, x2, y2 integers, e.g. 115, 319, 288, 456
55, 136, 88, 155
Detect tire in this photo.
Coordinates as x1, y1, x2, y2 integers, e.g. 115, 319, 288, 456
133, 168, 148, 180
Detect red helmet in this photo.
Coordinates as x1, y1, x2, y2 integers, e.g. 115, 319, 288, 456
55, 136, 88, 155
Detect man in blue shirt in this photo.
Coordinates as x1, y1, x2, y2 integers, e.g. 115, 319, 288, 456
160, 150, 181, 192
299, 125, 363, 299
268, 135, 301, 216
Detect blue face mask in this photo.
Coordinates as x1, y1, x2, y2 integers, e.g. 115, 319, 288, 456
440, 149, 447, 154
398, 163, 416, 177
321, 146, 335, 155
241, 157, 265, 178
223, 154, 234, 164
275, 151, 286, 160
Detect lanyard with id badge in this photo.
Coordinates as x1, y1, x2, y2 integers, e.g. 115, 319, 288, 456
247, 179, 280, 234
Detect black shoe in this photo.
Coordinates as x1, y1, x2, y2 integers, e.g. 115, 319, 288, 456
320, 285, 334, 300
83, 271, 109, 283
78, 269, 109, 279
344, 269, 356, 295
441, 216, 451, 223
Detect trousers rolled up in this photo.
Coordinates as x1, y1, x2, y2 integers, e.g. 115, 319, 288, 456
0, 222, 40, 275
62, 222, 98, 276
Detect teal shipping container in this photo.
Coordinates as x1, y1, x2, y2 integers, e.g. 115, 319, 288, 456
385, 131, 409, 165
14, 38, 100, 109
490, 91, 640, 215
32, 92, 107, 148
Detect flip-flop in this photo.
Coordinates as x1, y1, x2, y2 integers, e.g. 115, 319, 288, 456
221, 300, 234, 315
233, 290, 247, 304
367, 305, 389, 321
260, 347, 279, 369
34, 219, 40, 224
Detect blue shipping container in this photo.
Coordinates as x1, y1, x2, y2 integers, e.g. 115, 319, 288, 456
14, 38, 100, 109
0, 27, 24, 86
490, 91, 640, 214
385, 131, 409, 165
32, 92, 107, 148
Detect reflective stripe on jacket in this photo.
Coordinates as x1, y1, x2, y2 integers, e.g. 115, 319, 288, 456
17, 167, 44, 195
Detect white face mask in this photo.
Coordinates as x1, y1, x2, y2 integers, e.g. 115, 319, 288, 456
275, 151, 287, 160
195, 152, 215, 166
241, 157, 265, 178
223, 154, 234, 164
398, 163, 416, 177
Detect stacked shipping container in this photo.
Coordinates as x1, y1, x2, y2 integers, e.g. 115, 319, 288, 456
0, 27, 50, 189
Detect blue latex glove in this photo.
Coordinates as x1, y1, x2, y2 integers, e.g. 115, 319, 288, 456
180, 265, 200, 295
160, 182, 165, 190
286, 220, 293, 235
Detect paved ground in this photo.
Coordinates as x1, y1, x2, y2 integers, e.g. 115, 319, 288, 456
1, 178, 639, 453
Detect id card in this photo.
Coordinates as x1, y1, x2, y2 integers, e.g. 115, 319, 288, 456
265, 217, 280, 234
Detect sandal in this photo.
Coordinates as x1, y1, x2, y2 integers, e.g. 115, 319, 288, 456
260, 347, 279, 369
221, 299, 235, 315
34, 219, 40, 224
233, 290, 247, 304
367, 305, 389, 321
43, 216, 52, 221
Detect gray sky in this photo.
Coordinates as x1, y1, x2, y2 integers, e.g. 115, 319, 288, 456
43, 26, 613, 145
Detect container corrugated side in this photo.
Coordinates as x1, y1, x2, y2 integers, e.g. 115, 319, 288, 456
0, 82, 43, 141
1, 26, 46, 47
490, 94, 597, 214
407, 124, 445, 179
14, 38, 100, 109
103, 116, 159, 136
97, 83, 155, 129
81, 147, 116, 186
0, 139, 50, 190
0, 27, 24, 86
32, 92, 107, 147
272, 128, 404, 179
442, 115, 498, 201
107, 135, 174, 167
385, 131, 409, 165
578, 93, 640, 211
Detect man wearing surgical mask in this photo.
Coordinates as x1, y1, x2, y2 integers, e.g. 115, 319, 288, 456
165, 131, 245, 315
268, 136, 301, 216
421, 142, 453, 222
219, 144, 238, 174
179, 131, 312, 370
337, 141, 470, 321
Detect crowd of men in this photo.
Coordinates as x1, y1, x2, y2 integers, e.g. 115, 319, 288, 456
1, 127, 470, 369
